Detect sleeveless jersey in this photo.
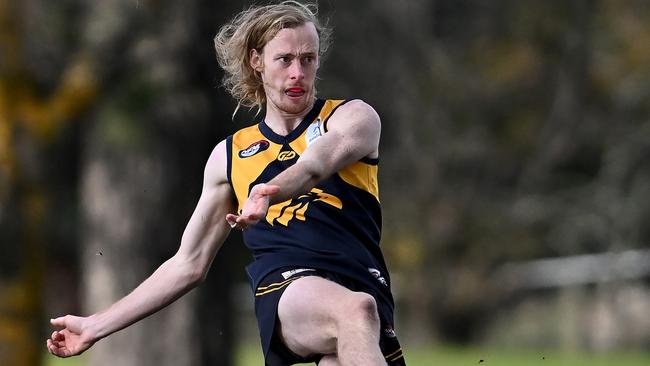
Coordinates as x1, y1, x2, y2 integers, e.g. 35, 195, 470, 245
226, 99, 394, 307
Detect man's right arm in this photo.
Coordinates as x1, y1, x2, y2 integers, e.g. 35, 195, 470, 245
47, 140, 234, 358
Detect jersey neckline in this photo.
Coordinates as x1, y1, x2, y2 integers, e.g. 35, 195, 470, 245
258, 98, 325, 144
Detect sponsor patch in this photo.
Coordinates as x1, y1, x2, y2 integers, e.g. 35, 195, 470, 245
238, 140, 269, 158
305, 118, 323, 146
281, 268, 315, 279
368, 268, 388, 286
277, 150, 297, 161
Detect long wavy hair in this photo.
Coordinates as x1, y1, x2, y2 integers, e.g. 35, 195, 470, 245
214, 1, 332, 116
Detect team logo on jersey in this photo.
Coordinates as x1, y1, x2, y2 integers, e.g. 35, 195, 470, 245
277, 151, 297, 161
266, 188, 342, 226
305, 117, 323, 146
238, 140, 269, 158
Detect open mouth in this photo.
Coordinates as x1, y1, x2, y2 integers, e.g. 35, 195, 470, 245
285, 87, 305, 97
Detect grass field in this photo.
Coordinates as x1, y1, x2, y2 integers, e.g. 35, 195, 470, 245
234, 343, 650, 366
45, 344, 650, 366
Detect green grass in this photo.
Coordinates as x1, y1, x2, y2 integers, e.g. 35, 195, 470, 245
45, 344, 650, 366
235, 343, 650, 366
43, 354, 84, 366
401, 345, 650, 366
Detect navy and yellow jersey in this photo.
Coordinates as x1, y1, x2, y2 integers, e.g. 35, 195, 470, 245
226, 98, 394, 307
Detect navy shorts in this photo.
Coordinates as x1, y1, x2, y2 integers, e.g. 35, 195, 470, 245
254, 267, 406, 365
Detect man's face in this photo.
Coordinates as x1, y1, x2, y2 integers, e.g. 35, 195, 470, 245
251, 22, 320, 115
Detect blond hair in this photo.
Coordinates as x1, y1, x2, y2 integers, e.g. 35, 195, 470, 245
214, 1, 332, 115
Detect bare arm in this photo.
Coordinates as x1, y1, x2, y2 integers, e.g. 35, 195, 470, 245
227, 100, 380, 227
47, 140, 234, 357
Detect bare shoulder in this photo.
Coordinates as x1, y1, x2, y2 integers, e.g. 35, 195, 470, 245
203, 139, 229, 186
326, 99, 380, 159
328, 99, 381, 131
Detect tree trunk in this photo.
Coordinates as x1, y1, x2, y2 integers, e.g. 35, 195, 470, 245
78, 0, 242, 364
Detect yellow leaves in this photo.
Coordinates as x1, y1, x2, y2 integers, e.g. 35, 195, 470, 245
0, 0, 100, 189
0, 279, 34, 313
0, 275, 43, 366
0, 312, 37, 366
390, 230, 425, 271
0, 52, 99, 191
591, 0, 650, 96
0, 109, 14, 197
472, 42, 542, 91
24, 189, 47, 226
17, 56, 99, 141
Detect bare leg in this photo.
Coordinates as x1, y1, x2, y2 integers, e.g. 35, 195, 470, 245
277, 276, 387, 365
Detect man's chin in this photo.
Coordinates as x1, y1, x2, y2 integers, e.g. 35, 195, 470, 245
279, 97, 313, 114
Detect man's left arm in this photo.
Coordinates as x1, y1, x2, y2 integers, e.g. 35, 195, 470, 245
226, 99, 380, 228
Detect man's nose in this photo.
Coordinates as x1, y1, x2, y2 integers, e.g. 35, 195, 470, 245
289, 60, 304, 80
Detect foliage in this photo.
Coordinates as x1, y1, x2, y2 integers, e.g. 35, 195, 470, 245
3, 1, 650, 364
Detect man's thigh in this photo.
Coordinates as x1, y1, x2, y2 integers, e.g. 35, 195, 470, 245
277, 275, 365, 358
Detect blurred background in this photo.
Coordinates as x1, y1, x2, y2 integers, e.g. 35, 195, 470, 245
1, 0, 649, 365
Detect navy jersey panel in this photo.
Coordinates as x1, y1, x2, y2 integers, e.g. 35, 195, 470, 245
227, 98, 394, 310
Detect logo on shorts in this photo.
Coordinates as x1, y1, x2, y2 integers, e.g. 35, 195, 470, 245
238, 140, 269, 158
369, 268, 388, 286
384, 326, 397, 338
281, 268, 315, 279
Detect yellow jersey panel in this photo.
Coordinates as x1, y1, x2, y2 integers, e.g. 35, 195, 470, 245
338, 161, 380, 202
230, 125, 283, 212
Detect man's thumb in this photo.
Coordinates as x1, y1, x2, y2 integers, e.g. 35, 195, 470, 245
50, 316, 67, 327
262, 184, 280, 196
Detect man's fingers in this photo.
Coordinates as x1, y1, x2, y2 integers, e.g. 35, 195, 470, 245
47, 338, 68, 358
47, 342, 57, 356
225, 214, 238, 228
227, 213, 264, 228
238, 212, 265, 225
226, 214, 250, 230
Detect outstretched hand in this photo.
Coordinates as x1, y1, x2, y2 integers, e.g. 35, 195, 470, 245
46, 315, 96, 358
226, 183, 280, 230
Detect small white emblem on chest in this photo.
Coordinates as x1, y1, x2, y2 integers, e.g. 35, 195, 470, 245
305, 117, 324, 146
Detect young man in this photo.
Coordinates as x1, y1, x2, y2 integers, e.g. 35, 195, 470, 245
47, 2, 405, 365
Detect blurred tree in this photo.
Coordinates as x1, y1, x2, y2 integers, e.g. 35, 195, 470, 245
3, 0, 649, 359
321, 0, 650, 347
77, 0, 247, 365
0, 0, 97, 364
1, 0, 249, 365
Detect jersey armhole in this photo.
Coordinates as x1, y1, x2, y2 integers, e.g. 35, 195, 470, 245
323, 99, 379, 165
225, 135, 234, 192
360, 156, 379, 165
322, 99, 352, 133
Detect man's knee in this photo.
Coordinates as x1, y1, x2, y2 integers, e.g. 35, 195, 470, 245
339, 292, 380, 330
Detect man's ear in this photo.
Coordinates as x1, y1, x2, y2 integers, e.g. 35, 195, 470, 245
250, 49, 263, 72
